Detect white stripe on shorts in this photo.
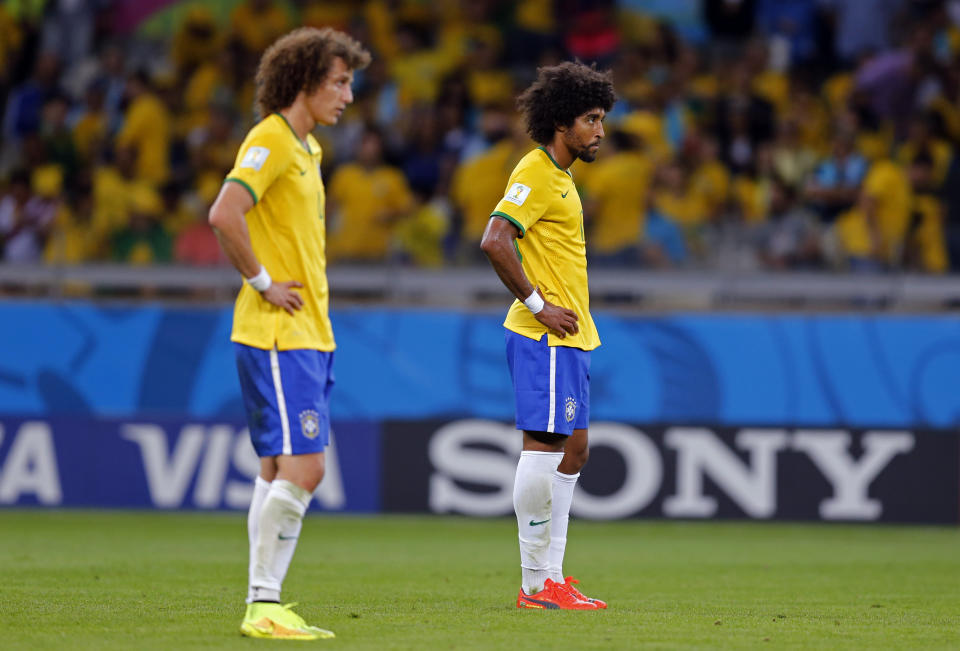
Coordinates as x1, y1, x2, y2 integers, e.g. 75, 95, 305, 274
547, 346, 557, 433
269, 347, 292, 455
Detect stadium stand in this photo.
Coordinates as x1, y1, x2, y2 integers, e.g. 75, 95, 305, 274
1, 0, 958, 292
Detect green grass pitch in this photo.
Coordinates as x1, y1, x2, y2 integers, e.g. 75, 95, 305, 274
2, 511, 958, 649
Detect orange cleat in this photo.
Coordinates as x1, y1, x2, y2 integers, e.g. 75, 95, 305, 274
560, 576, 607, 609
516, 578, 598, 610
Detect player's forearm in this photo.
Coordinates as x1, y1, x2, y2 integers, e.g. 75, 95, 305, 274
481, 235, 535, 302
209, 208, 262, 279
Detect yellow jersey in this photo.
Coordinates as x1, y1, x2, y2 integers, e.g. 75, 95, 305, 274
327, 162, 413, 260
582, 150, 653, 254
116, 92, 171, 186
492, 147, 600, 351
224, 113, 333, 352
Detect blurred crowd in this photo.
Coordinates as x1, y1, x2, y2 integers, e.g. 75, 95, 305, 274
2, 0, 960, 274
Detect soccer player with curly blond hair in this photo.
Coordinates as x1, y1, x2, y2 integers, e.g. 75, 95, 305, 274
209, 27, 370, 640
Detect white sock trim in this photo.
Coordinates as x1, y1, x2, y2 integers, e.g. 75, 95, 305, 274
272, 479, 312, 508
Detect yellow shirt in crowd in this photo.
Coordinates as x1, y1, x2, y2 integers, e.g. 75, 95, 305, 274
452, 139, 525, 241
582, 150, 653, 254
835, 159, 911, 263
327, 162, 413, 260
116, 92, 171, 186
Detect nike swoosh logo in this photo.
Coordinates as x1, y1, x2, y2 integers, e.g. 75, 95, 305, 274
561, 190, 569, 198
278, 534, 298, 540
529, 519, 550, 526
299, 168, 308, 176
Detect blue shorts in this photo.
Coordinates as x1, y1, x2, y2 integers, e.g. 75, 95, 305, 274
504, 330, 590, 436
234, 343, 334, 457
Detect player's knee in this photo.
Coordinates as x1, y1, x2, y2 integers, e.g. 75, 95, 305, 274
286, 455, 325, 493
570, 445, 589, 471
559, 443, 588, 473
304, 456, 326, 490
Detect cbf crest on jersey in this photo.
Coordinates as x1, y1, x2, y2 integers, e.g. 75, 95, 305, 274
299, 409, 320, 439
503, 182, 531, 206
565, 397, 577, 422
240, 146, 270, 171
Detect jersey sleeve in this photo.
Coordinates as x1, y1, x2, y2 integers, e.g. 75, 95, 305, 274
490, 165, 550, 238
224, 129, 292, 205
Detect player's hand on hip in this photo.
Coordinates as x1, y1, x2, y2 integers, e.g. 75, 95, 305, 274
535, 302, 579, 338
262, 281, 304, 315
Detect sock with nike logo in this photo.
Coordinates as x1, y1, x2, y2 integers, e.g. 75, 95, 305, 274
548, 470, 579, 583
250, 479, 312, 603
514, 450, 563, 595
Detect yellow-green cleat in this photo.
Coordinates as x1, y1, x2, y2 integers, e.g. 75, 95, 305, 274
240, 602, 335, 640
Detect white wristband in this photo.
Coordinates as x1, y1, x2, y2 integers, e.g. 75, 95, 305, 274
246, 265, 272, 292
523, 288, 544, 314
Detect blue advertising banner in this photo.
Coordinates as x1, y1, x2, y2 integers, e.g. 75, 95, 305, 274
0, 416, 380, 511
3, 302, 960, 428
2, 414, 956, 523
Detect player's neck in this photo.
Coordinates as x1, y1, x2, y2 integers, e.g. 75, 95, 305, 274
279, 103, 315, 144
544, 140, 573, 170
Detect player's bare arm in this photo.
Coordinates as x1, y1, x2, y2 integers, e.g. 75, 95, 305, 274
209, 182, 304, 315
480, 216, 579, 338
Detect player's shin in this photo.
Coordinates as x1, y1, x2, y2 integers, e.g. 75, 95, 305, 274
514, 450, 563, 595
548, 470, 579, 583
250, 479, 312, 603
246, 476, 272, 603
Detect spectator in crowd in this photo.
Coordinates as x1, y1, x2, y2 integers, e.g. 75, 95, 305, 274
753, 176, 822, 269
451, 109, 529, 261
0, 0, 957, 276
688, 133, 731, 222
896, 113, 954, 189
903, 152, 948, 273
40, 92, 78, 187
72, 80, 109, 166
327, 126, 414, 262
39, 0, 104, 71
2, 51, 60, 143
393, 187, 451, 267
229, 0, 292, 65
44, 180, 100, 265
171, 6, 222, 78
582, 129, 654, 265
647, 159, 700, 264
804, 127, 868, 221
832, 155, 912, 271
115, 71, 172, 187
0, 169, 58, 263
111, 184, 171, 265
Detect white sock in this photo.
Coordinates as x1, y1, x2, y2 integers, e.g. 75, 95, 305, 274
548, 470, 579, 583
514, 450, 563, 595
246, 476, 271, 603
249, 479, 312, 603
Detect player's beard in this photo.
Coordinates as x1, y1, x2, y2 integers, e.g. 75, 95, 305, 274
577, 141, 601, 163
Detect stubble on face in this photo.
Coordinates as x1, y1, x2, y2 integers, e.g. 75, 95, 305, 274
568, 109, 605, 163
311, 57, 354, 126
